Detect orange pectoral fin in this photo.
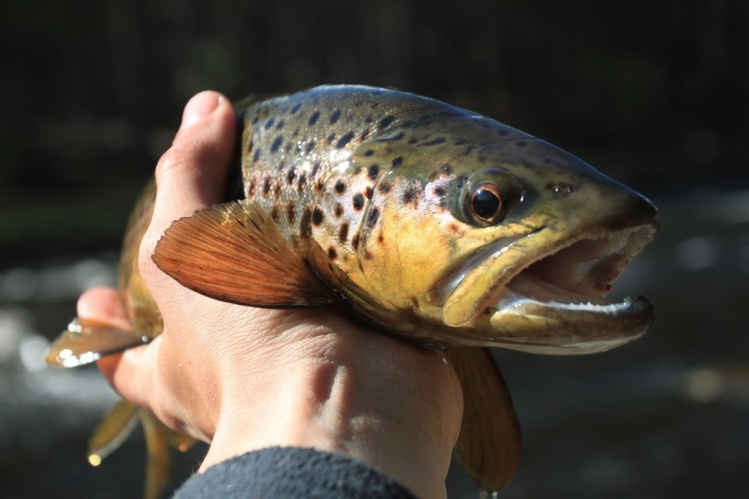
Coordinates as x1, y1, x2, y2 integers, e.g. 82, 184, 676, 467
448, 347, 522, 493
45, 317, 148, 368
152, 200, 342, 308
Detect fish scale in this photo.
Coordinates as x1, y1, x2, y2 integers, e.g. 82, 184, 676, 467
239, 86, 443, 269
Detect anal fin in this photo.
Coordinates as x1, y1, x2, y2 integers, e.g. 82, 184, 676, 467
87, 399, 140, 466
448, 347, 522, 492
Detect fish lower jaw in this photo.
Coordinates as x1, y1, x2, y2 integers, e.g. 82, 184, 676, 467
476, 225, 657, 354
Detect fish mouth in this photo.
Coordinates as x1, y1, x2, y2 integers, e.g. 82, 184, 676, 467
441, 222, 658, 354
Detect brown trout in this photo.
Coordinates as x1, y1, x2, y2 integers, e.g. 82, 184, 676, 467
46, 85, 658, 498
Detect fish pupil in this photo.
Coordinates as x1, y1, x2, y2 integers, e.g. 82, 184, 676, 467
471, 188, 501, 220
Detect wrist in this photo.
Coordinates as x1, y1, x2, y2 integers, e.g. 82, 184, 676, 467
200, 322, 459, 499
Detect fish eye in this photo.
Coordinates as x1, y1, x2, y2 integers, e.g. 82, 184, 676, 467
469, 183, 504, 223
462, 168, 521, 227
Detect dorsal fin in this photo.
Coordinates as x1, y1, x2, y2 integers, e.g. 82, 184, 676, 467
152, 200, 342, 308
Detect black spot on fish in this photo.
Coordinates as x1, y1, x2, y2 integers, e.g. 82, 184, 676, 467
276, 120, 285, 130
270, 207, 279, 223
377, 181, 391, 194
263, 177, 272, 196
367, 208, 380, 228
292, 128, 300, 137
408, 138, 418, 144
421, 137, 446, 147
312, 161, 321, 178
335, 180, 346, 194
326, 134, 336, 145
336, 132, 355, 149
377, 233, 384, 245
291, 103, 301, 114
454, 138, 467, 145
368, 164, 379, 181
253, 149, 261, 163
327, 247, 337, 260
271, 136, 283, 153
364, 149, 374, 157
274, 183, 282, 198
364, 186, 373, 200
517, 141, 528, 147
339, 223, 349, 243
402, 187, 419, 205
442, 164, 453, 175
392, 156, 404, 168
360, 129, 370, 141
251, 116, 259, 125
300, 208, 312, 238
264, 118, 275, 130
309, 112, 320, 126
352, 233, 360, 251
287, 203, 296, 225
334, 203, 343, 218
297, 173, 307, 192
312, 207, 324, 226
305, 141, 316, 155
287, 168, 296, 185
352, 193, 365, 211
330, 109, 341, 124
379, 115, 396, 129
247, 179, 257, 197
276, 159, 286, 172
315, 180, 324, 193
364, 115, 373, 124
434, 186, 446, 197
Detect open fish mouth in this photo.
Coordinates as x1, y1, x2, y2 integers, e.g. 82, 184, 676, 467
501, 225, 656, 311
441, 222, 658, 354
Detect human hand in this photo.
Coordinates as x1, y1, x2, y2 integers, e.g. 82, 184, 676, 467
79, 91, 463, 499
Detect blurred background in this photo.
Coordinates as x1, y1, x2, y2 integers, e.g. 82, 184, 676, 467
1, 0, 747, 497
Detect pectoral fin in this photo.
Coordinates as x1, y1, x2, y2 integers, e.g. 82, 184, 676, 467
153, 200, 342, 308
448, 347, 521, 492
45, 318, 148, 368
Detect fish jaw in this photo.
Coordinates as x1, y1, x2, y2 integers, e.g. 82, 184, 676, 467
440, 185, 658, 353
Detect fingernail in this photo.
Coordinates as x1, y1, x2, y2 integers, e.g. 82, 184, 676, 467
181, 92, 220, 129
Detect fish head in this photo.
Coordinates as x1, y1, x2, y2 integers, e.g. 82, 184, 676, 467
347, 113, 658, 354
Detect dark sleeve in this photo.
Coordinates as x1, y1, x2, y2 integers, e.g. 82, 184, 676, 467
173, 446, 418, 499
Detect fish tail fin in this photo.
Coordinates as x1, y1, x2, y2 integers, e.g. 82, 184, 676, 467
448, 347, 522, 492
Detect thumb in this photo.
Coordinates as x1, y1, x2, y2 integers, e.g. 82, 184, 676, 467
139, 91, 237, 300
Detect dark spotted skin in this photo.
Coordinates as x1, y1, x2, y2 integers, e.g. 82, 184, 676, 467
238, 85, 539, 284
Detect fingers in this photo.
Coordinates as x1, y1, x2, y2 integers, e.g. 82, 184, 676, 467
76, 286, 129, 327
